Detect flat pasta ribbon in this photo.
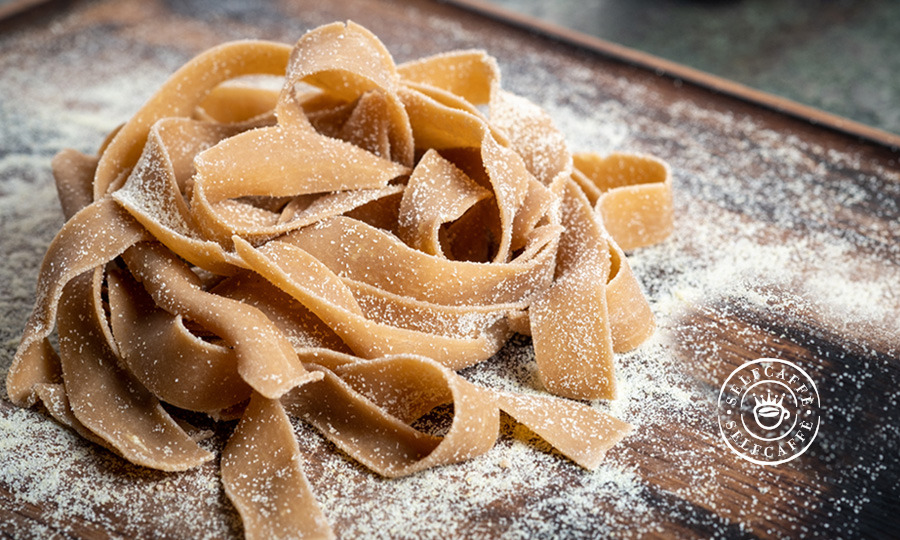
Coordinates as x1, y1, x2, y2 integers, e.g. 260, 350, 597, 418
8, 21, 674, 539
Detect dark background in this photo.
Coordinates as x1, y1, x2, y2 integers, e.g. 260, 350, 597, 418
485, 0, 900, 136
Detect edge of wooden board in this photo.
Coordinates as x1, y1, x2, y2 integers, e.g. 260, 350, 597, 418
442, 0, 900, 151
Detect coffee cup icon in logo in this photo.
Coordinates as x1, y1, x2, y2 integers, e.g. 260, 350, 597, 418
718, 358, 820, 465
752, 390, 789, 431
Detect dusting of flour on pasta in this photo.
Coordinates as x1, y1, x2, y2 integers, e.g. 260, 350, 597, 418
2, 3, 898, 540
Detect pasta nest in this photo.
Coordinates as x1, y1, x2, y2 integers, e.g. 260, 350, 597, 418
8, 22, 673, 539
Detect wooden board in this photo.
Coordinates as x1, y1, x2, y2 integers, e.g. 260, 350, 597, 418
1, 0, 897, 538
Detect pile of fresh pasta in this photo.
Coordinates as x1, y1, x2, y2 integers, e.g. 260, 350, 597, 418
7, 22, 672, 539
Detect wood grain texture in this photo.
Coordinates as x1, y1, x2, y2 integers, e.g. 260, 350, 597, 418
0, 0, 897, 538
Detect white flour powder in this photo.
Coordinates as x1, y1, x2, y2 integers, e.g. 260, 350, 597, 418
1, 2, 898, 538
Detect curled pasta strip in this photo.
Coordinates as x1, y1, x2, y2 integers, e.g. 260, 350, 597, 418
58, 269, 213, 470
8, 21, 674, 539
573, 152, 674, 251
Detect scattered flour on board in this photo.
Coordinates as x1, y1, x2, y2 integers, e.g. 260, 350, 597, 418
1, 4, 898, 539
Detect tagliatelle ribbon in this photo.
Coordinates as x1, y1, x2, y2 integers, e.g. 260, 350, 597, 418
7, 21, 673, 539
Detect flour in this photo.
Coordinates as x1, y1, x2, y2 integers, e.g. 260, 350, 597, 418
1, 1, 898, 538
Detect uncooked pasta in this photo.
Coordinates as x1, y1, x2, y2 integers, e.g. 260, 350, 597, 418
7, 21, 672, 539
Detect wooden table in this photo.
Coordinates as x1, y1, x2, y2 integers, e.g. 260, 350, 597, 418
1, 0, 897, 538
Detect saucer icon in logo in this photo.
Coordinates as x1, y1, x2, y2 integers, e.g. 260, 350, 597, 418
717, 358, 820, 465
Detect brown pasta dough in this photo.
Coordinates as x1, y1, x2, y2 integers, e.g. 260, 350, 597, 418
7, 21, 673, 538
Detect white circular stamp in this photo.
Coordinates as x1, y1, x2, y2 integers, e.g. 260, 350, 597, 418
717, 358, 821, 465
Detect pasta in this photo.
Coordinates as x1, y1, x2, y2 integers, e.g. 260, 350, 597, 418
7, 21, 673, 538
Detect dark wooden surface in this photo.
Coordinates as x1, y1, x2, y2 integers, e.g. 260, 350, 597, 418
1, 0, 898, 538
